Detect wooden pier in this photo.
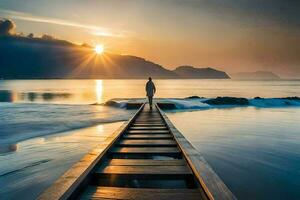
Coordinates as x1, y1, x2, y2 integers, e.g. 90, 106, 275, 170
38, 103, 236, 200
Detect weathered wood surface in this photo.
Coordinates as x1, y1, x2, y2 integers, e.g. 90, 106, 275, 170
107, 159, 186, 166
157, 104, 237, 200
127, 130, 170, 134
110, 147, 180, 153
38, 102, 235, 200
132, 123, 165, 125
123, 134, 173, 139
130, 127, 168, 130
131, 126, 166, 129
80, 187, 201, 200
37, 104, 146, 200
118, 139, 176, 146
97, 165, 192, 175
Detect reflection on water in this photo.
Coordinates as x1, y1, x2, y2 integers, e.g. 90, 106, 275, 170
21, 92, 72, 102
0, 90, 14, 102
0, 90, 72, 102
1, 79, 300, 199
96, 124, 104, 133
96, 80, 103, 103
0, 79, 300, 104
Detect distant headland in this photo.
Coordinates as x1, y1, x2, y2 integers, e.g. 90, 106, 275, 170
174, 66, 230, 79
230, 71, 280, 80
0, 19, 282, 80
0, 34, 230, 79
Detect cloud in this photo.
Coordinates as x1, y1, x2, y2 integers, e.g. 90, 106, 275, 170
0, 9, 126, 37
0, 19, 16, 35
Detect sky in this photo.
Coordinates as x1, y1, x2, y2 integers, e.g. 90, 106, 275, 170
0, 0, 299, 77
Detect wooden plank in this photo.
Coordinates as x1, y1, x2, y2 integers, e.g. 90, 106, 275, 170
97, 165, 192, 175
132, 123, 165, 126
135, 118, 161, 120
80, 187, 202, 200
37, 103, 146, 200
138, 116, 161, 118
118, 139, 176, 147
137, 115, 161, 117
156, 104, 237, 200
130, 127, 167, 130
136, 118, 162, 120
127, 130, 170, 134
136, 118, 161, 119
137, 114, 160, 116
107, 159, 186, 166
134, 121, 163, 123
39, 103, 233, 200
131, 124, 166, 127
138, 117, 160, 119
123, 134, 173, 139
110, 147, 180, 154
139, 112, 160, 114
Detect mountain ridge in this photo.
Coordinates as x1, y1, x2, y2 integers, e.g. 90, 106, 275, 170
173, 66, 230, 79
0, 35, 230, 79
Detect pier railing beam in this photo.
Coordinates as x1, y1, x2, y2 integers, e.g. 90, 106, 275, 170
156, 104, 237, 200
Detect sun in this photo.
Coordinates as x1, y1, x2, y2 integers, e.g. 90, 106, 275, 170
94, 44, 104, 54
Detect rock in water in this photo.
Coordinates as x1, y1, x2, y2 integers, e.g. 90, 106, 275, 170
204, 97, 249, 105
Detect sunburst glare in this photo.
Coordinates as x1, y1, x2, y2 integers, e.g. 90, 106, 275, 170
94, 44, 104, 54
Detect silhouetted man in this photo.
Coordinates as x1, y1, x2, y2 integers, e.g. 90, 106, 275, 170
145, 77, 156, 109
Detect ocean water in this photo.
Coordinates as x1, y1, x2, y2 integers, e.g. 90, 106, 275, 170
0, 103, 135, 147
0, 122, 124, 199
0, 79, 300, 199
1, 79, 300, 104
167, 108, 300, 200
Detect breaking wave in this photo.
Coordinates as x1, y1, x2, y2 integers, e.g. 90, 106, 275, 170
0, 103, 135, 145
104, 96, 300, 110
1, 96, 300, 146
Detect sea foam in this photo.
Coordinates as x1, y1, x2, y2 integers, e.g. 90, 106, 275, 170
105, 96, 300, 110
0, 103, 135, 145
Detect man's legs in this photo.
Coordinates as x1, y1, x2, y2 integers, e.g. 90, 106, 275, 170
148, 96, 153, 109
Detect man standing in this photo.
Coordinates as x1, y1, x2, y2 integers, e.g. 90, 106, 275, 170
145, 77, 156, 109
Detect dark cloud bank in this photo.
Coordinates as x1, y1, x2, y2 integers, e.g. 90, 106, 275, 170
0, 19, 16, 35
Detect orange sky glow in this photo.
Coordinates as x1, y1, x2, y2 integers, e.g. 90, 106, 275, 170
0, 0, 299, 78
